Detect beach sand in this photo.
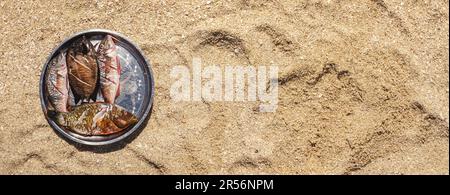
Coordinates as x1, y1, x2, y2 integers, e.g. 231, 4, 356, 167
0, 0, 448, 174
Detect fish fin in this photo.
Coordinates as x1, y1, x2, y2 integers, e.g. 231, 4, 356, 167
87, 37, 97, 56
80, 36, 90, 54
65, 71, 72, 111
90, 87, 99, 102
48, 111, 66, 127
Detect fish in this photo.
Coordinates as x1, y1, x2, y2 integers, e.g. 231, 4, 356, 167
46, 51, 70, 113
66, 36, 99, 104
53, 103, 138, 136
97, 35, 121, 104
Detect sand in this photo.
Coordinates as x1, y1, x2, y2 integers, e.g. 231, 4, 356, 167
0, 0, 448, 174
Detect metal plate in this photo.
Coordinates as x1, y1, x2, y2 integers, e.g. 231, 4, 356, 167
39, 29, 154, 146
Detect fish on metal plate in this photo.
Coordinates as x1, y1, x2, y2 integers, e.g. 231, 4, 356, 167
53, 103, 138, 136
46, 51, 70, 113
97, 35, 121, 104
66, 36, 99, 104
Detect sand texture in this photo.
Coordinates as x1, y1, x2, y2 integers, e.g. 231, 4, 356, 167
0, 0, 448, 174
